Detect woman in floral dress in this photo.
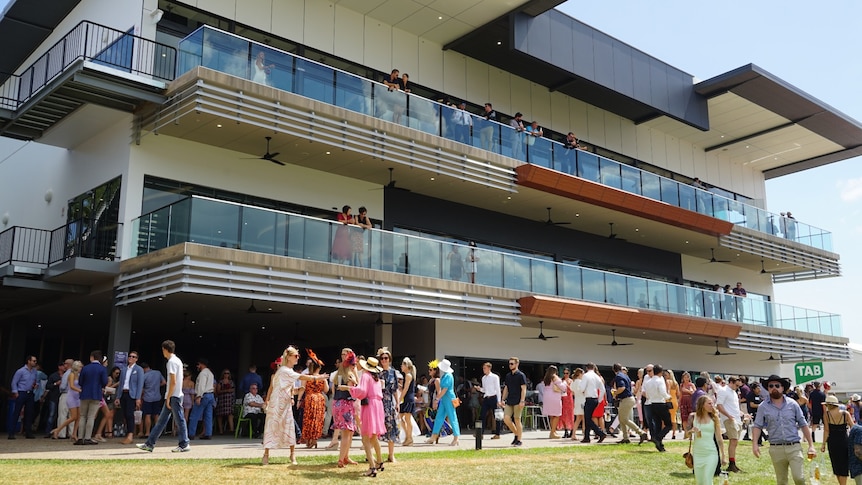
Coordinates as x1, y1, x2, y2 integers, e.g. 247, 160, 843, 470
332, 348, 359, 467
300, 354, 328, 448
377, 347, 400, 462
262, 347, 329, 465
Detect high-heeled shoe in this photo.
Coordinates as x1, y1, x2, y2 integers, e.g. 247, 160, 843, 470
345, 458, 358, 465
325, 441, 338, 450
262, 454, 269, 466
363, 468, 377, 478
424, 434, 439, 444
376, 463, 385, 472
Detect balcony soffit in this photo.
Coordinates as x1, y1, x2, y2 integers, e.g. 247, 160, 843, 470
334, 0, 532, 44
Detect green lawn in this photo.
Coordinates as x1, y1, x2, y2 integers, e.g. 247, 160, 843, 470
0, 441, 830, 484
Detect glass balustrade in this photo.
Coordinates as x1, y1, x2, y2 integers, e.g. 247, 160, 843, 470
132, 195, 842, 337
176, 25, 832, 251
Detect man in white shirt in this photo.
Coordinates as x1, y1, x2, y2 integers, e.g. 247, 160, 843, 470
475, 362, 502, 439
578, 363, 607, 443
643, 364, 672, 451
187, 358, 215, 440
242, 383, 265, 438
137, 340, 189, 452
450, 101, 473, 144
716, 376, 745, 473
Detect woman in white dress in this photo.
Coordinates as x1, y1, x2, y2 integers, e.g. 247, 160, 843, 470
570, 367, 586, 440
262, 347, 328, 466
253, 51, 273, 85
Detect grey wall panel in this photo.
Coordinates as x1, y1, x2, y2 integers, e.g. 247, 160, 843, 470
384, 189, 683, 283
631, 49, 652, 102
507, 10, 709, 130
648, 57, 670, 113
549, 11, 574, 72
592, 31, 614, 89
572, 21, 595, 81
612, 40, 634, 98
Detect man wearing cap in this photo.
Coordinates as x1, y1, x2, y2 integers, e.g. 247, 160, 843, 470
751, 375, 816, 485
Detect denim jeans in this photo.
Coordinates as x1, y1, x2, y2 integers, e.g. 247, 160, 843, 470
145, 396, 189, 448
42, 399, 57, 435
187, 392, 215, 437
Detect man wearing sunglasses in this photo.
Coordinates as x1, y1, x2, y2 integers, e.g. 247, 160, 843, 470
751, 375, 816, 485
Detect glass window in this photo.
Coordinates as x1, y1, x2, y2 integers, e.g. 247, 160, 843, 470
503, 254, 531, 291
620, 165, 641, 195
407, 96, 441, 135
409, 237, 442, 278
660, 178, 679, 206
240, 206, 277, 255
294, 58, 334, 104
531, 259, 557, 295
189, 198, 239, 248
335, 71, 372, 115
604, 273, 626, 305
627, 278, 648, 308
202, 28, 250, 79
558, 265, 582, 299
581, 269, 605, 303
641, 171, 661, 200
599, 157, 622, 189
577, 151, 600, 182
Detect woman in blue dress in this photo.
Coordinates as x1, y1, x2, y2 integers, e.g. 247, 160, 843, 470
425, 359, 460, 446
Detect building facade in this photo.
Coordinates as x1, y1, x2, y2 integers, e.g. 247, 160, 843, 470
0, 0, 857, 392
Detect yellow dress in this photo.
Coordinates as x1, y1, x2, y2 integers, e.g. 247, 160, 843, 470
668, 380, 679, 424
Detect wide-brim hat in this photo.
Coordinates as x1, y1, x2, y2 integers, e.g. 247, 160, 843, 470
438, 359, 454, 374
852, 394, 861, 402
359, 357, 382, 373
825, 394, 840, 406
760, 374, 792, 390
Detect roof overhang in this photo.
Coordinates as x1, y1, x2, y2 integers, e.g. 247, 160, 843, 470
446, 9, 709, 131
695, 64, 862, 178
0, 0, 82, 78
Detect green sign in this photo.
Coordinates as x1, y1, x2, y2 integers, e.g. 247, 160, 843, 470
794, 361, 824, 385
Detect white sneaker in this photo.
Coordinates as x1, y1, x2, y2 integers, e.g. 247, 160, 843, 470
171, 445, 191, 453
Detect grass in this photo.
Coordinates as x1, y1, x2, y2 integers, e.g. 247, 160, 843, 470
0, 441, 830, 485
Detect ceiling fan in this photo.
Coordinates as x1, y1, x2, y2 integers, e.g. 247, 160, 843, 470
520, 320, 559, 341
243, 300, 282, 314
708, 340, 736, 356
760, 353, 781, 362
607, 223, 626, 241
704, 248, 731, 264
598, 329, 633, 346
541, 207, 571, 226
369, 167, 400, 190
242, 136, 285, 166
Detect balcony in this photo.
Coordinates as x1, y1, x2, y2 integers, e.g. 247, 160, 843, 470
0, 21, 176, 141
168, 25, 833, 261
131, 195, 842, 339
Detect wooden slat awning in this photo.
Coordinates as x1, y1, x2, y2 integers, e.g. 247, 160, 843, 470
516, 164, 734, 237
519, 294, 741, 339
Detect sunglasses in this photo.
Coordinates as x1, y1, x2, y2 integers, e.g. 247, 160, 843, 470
767, 383, 783, 389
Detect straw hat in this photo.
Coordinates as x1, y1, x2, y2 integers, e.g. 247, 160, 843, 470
359, 357, 382, 374
852, 394, 861, 402
437, 359, 454, 374
824, 394, 840, 406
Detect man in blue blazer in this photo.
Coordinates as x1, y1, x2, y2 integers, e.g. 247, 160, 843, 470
118, 351, 145, 444
77, 350, 108, 444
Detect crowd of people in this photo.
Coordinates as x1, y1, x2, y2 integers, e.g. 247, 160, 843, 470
8, 347, 862, 483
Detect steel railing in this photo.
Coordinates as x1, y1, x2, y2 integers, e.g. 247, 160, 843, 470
0, 218, 118, 267
0, 20, 176, 110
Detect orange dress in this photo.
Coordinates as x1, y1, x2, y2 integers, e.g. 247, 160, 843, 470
301, 379, 326, 443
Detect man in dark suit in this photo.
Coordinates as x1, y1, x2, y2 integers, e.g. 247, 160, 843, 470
117, 351, 145, 445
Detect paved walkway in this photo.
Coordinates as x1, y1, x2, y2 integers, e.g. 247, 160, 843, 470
0, 429, 634, 460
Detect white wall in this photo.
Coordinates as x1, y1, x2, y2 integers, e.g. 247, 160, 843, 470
124, 134, 384, 257
780, 347, 862, 396
435, 319, 780, 377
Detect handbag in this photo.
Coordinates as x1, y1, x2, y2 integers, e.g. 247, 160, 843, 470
452, 397, 461, 408
683, 435, 694, 469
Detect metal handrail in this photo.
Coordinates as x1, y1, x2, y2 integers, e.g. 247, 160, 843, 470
0, 218, 119, 267
4, 20, 177, 109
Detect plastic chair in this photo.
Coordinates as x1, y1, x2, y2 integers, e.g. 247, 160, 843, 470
234, 403, 253, 439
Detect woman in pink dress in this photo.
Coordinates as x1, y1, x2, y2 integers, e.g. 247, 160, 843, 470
331, 205, 355, 264
558, 368, 575, 438
261, 346, 329, 466
345, 357, 386, 477
541, 365, 567, 439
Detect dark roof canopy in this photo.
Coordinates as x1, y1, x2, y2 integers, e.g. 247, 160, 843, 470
696, 64, 862, 178
0, 0, 81, 76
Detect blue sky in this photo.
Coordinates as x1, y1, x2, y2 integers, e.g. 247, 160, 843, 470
557, 1, 862, 345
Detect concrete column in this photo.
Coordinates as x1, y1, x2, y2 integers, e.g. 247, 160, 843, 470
107, 305, 132, 366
